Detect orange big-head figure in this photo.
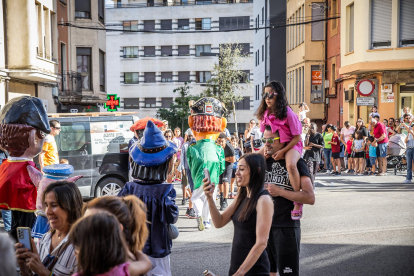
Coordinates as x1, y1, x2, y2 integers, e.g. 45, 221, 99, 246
188, 97, 227, 140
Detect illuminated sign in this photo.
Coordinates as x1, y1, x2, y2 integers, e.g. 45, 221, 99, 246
104, 94, 120, 112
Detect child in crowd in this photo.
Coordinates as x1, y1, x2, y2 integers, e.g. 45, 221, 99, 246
367, 136, 378, 175
70, 212, 151, 276
297, 102, 310, 121
256, 81, 304, 219
364, 140, 371, 175
346, 134, 354, 173
329, 125, 341, 175
352, 131, 365, 176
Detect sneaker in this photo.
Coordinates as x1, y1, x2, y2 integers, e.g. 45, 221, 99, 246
344, 169, 349, 173
325, 170, 331, 174
197, 216, 204, 231
358, 174, 364, 176
219, 193, 224, 206
181, 198, 187, 205
186, 208, 196, 219
330, 171, 337, 175
403, 179, 412, 183
203, 221, 211, 229
335, 172, 341, 176
220, 198, 228, 211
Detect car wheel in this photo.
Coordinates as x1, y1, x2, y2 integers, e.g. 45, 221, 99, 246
96, 177, 125, 197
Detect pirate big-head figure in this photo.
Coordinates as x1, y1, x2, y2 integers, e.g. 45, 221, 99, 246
188, 97, 227, 140
129, 120, 178, 182
0, 96, 51, 240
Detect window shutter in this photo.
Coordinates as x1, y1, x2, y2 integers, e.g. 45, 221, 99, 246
144, 20, 155, 31
145, 72, 156, 82
161, 20, 172, 30
311, 4, 324, 40
75, 0, 91, 11
349, 4, 354, 52
178, 72, 190, 82
400, 0, 414, 46
161, 72, 173, 82
161, 46, 172, 56
144, 46, 155, 56
371, 0, 392, 48
178, 45, 189, 56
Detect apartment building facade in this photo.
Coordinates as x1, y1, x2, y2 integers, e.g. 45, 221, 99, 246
253, 0, 287, 111
340, 0, 414, 125
286, 0, 326, 123
106, 0, 255, 134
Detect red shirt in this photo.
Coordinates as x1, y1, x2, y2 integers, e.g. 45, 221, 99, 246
331, 133, 341, 153
374, 122, 389, 144
387, 125, 394, 137
346, 140, 353, 154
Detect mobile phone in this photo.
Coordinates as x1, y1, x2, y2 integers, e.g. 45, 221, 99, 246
17, 227, 33, 252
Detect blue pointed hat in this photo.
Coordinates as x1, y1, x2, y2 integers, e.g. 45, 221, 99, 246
130, 120, 178, 167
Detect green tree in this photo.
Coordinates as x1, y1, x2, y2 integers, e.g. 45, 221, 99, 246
201, 42, 252, 134
155, 82, 200, 132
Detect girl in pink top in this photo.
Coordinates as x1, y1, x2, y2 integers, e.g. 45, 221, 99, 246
70, 212, 151, 276
256, 81, 304, 219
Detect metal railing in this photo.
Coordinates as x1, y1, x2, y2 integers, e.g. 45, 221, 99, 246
107, 0, 253, 9
59, 71, 82, 97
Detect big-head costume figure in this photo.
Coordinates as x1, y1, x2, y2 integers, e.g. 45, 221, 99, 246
187, 97, 226, 231
0, 96, 50, 240
118, 120, 179, 276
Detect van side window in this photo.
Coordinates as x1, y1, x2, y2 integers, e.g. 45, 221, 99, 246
56, 122, 91, 156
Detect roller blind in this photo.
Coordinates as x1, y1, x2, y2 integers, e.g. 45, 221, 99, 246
371, 0, 392, 48
145, 72, 156, 83
399, 0, 414, 46
178, 45, 189, 56
349, 3, 354, 52
161, 46, 172, 56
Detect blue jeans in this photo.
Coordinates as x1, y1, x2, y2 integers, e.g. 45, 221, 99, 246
406, 148, 413, 180
323, 148, 332, 170
1, 210, 11, 232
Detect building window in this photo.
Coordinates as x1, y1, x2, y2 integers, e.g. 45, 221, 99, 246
298, 68, 301, 103
196, 71, 211, 83
161, 72, 173, 82
124, 98, 140, 109
178, 19, 190, 30
162, 98, 173, 108
399, 0, 414, 47
123, 21, 138, 31
331, 0, 337, 30
161, 46, 173, 56
195, 45, 211, 56
161, 20, 172, 30
178, 45, 190, 56
348, 3, 354, 52
123, 47, 139, 58
75, 0, 90, 18
235, 97, 250, 110
76, 48, 91, 90
311, 3, 324, 41
98, 0, 104, 24
262, 45, 264, 61
144, 20, 155, 31
219, 16, 250, 31
238, 70, 250, 83
145, 98, 156, 108
262, 7, 264, 25
371, 0, 392, 48
240, 43, 250, 55
195, 18, 211, 30
99, 50, 105, 92
124, 73, 139, 84
144, 46, 155, 57
295, 69, 298, 103
147, 0, 154, 7
144, 72, 156, 83
178, 72, 190, 82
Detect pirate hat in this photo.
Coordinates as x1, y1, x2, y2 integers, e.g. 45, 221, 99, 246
190, 97, 226, 118
0, 96, 51, 134
130, 120, 177, 167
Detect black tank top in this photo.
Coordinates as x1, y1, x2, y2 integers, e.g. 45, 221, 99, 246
228, 189, 270, 276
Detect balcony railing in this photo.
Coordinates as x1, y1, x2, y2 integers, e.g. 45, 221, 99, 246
59, 71, 82, 97
108, 0, 253, 9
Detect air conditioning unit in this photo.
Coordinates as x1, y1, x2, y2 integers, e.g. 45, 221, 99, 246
345, 88, 354, 102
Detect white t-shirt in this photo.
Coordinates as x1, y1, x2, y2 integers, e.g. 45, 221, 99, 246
298, 110, 309, 121
340, 126, 355, 144
250, 127, 263, 149
185, 128, 193, 135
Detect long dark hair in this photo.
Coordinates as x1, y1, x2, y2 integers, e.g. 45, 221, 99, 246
233, 153, 266, 222
69, 212, 129, 276
355, 118, 365, 131
255, 81, 289, 121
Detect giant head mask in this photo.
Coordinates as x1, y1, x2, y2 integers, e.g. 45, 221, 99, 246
0, 96, 50, 159
188, 97, 227, 140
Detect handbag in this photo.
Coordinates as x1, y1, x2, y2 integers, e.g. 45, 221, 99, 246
168, 224, 179, 239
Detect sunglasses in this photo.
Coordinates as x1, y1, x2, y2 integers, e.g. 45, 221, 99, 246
262, 92, 277, 100
53, 127, 61, 130
261, 137, 280, 144
165, 136, 172, 138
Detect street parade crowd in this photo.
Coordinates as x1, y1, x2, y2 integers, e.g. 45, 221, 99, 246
0, 80, 411, 276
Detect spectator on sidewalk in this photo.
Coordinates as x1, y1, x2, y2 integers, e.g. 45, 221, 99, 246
217, 132, 236, 211
329, 125, 341, 175
303, 123, 324, 188
39, 120, 61, 172
346, 134, 355, 173
340, 121, 355, 169
297, 102, 310, 121
322, 124, 333, 174
369, 106, 380, 119
367, 136, 378, 175
371, 118, 389, 176
403, 122, 414, 183
400, 107, 413, 122
352, 131, 366, 176
172, 127, 184, 182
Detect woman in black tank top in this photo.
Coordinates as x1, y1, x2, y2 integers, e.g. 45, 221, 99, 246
203, 153, 274, 276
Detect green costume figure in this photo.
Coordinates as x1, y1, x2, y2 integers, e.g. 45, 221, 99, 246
187, 97, 227, 231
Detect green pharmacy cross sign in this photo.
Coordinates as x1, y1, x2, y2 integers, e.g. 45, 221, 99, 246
105, 94, 120, 112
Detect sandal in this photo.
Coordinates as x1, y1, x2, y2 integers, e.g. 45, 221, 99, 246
291, 202, 303, 220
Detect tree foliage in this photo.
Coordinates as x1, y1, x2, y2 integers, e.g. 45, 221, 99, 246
201, 42, 252, 121
155, 82, 200, 132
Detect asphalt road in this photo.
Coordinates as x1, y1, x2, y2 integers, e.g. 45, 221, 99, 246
1, 171, 413, 276
170, 171, 414, 276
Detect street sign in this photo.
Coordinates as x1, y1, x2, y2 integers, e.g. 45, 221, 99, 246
356, 79, 375, 97
356, 97, 375, 106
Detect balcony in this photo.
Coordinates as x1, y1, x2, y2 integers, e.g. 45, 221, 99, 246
107, 0, 253, 9
58, 71, 82, 103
